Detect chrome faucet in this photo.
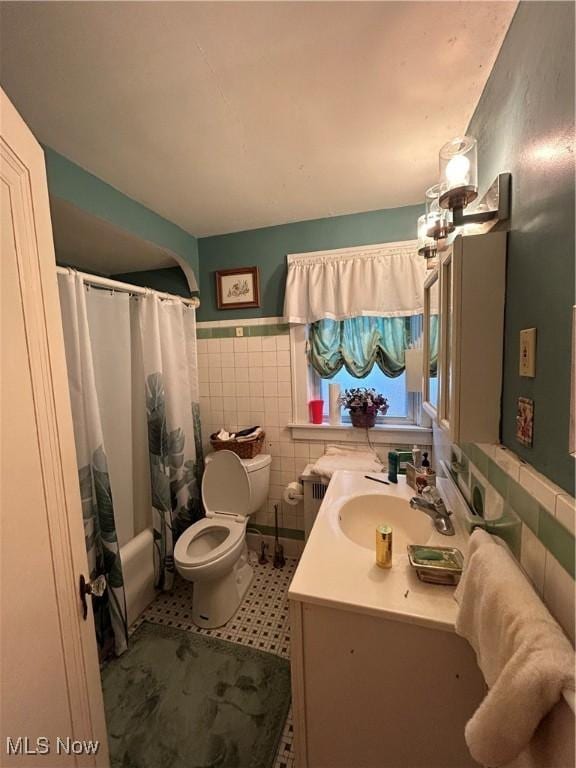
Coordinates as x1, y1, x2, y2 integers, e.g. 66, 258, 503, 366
410, 486, 455, 536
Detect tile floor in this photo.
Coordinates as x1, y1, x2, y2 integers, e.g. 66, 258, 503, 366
132, 553, 299, 768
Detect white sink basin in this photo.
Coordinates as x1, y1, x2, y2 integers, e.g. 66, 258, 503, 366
337, 493, 432, 552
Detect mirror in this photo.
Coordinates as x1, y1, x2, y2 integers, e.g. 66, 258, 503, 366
440, 254, 453, 427
423, 269, 439, 417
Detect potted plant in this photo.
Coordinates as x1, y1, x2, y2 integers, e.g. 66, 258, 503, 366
337, 387, 390, 428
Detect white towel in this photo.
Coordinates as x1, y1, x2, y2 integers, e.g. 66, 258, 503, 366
454, 528, 575, 767
311, 444, 383, 478
235, 427, 263, 442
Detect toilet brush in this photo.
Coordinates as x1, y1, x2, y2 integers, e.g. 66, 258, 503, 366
272, 503, 285, 569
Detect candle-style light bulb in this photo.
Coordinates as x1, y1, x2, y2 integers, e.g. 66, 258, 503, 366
439, 136, 478, 209
445, 153, 471, 188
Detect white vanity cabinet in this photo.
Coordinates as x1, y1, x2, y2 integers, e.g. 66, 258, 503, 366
289, 600, 485, 768
289, 474, 487, 768
425, 231, 507, 443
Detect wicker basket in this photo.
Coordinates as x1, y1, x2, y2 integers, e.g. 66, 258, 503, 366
350, 409, 377, 428
210, 431, 265, 459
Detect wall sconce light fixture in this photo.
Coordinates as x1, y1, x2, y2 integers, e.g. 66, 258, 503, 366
438, 135, 511, 229
438, 136, 478, 209
417, 135, 511, 252
417, 214, 437, 261
425, 184, 454, 241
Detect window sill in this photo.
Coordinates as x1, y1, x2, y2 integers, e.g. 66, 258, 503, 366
287, 422, 432, 445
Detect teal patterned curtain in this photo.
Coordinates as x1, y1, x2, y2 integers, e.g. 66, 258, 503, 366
308, 315, 438, 379
137, 294, 204, 592
58, 272, 128, 659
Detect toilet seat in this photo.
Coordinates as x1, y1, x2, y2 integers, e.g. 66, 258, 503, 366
174, 516, 244, 569
202, 450, 251, 517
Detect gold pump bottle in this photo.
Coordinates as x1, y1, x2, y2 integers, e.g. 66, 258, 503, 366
376, 525, 392, 568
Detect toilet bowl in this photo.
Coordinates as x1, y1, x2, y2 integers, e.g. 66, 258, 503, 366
174, 449, 271, 628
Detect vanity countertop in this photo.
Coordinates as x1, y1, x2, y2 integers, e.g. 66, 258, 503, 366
288, 472, 470, 633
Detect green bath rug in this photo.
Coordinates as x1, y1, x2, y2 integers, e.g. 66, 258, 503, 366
101, 621, 291, 768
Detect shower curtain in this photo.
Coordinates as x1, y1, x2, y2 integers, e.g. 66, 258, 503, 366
58, 272, 128, 657
137, 293, 204, 591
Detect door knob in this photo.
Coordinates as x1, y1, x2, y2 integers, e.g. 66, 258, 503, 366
79, 574, 107, 620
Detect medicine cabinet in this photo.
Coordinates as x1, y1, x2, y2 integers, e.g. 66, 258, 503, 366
423, 231, 507, 443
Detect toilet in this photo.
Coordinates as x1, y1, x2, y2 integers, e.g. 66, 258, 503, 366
174, 449, 271, 628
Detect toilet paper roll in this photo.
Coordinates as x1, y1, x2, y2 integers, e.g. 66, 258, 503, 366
283, 481, 304, 506
329, 383, 341, 425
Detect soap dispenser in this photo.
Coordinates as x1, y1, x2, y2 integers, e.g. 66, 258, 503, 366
387, 451, 399, 483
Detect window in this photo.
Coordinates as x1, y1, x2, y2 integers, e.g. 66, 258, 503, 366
318, 367, 410, 420
305, 315, 424, 425
285, 239, 432, 437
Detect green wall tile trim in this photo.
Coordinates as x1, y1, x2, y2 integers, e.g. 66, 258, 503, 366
487, 460, 509, 499
458, 442, 575, 578
538, 508, 575, 579
470, 445, 489, 477
197, 324, 290, 340
197, 327, 231, 339
249, 524, 305, 542
507, 479, 540, 535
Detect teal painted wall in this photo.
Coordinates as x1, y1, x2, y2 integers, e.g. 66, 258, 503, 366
468, 1, 574, 492
197, 204, 423, 321
111, 266, 192, 297
44, 147, 199, 282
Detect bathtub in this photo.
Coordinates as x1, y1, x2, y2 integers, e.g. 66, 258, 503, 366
119, 528, 157, 626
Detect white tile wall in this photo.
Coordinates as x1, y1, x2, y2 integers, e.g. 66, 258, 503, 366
543, 553, 576, 645
199, 334, 304, 531
518, 464, 562, 514
458, 440, 575, 643
198, 330, 409, 533
520, 525, 546, 595
480, 443, 523, 482
556, 495, 576, 535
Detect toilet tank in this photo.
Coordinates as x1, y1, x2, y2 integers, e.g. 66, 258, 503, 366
242, 454, 272, 513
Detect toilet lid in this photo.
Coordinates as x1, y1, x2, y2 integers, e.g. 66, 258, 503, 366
174, 517, 243, 568
202, 450, 251, 517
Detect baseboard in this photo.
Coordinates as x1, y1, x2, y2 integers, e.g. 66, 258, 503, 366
247, 531, 304, 559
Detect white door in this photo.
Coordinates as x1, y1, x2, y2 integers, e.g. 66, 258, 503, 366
0, 89, 109, 766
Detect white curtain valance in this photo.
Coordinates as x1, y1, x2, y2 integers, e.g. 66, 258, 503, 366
283, 240, 426, 324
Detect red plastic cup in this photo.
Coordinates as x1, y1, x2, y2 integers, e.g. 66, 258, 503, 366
309, 399, 324, 424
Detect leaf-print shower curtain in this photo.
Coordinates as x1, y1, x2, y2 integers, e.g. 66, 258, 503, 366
137, 293, 204, 592
58, 272, 128, 657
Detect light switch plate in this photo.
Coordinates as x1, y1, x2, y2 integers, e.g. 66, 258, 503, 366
519, 328, 536, 377
235, 327, 244, 337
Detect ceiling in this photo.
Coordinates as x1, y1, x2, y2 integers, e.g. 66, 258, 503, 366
0, 2, 516, 237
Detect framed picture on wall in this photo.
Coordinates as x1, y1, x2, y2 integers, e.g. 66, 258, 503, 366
215, 267, 260, 310
516, 397, 535, 447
